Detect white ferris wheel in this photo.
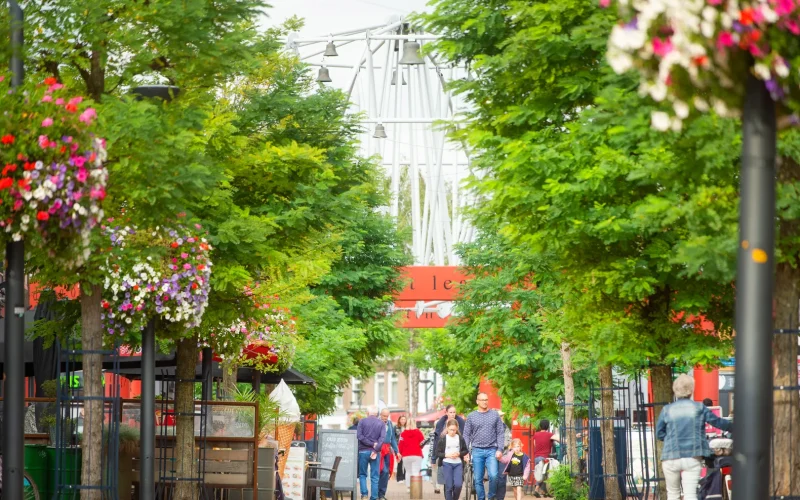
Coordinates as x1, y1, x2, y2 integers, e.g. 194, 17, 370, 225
287, 16, 474, 266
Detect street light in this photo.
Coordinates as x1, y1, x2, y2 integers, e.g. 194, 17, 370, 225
129, 85, 180, 500
419, 379, 435, 412
353, 389, 365, 409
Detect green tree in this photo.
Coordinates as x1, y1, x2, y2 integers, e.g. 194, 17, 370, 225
423, 1, 741, 496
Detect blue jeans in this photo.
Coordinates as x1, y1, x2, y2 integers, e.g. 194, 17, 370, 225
442, 461, 463, 500
378, 453, 391, 497
471, 447, 499, 500
358, 450, 380, 500
495, 472, 507, 499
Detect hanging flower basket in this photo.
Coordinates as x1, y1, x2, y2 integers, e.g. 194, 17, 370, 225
203, 302, 298, 373
100, 221, 212, 343
605, 0, 800, 129
0, 76, 107, 264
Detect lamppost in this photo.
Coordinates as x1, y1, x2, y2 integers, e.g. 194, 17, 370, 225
3, 3, 25, 499
353, 389, 365, 409
732, 75, 776, 500
419, 379, 434, 413
130, 84, 180, 500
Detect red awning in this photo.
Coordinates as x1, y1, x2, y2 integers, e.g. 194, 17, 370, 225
415, 408, 446, 422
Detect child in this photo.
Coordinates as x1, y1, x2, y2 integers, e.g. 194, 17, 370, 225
435, 418, 469, 500
500, 438, 531, 500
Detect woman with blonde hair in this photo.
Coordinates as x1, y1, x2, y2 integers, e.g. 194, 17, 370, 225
656, 374, 733, 500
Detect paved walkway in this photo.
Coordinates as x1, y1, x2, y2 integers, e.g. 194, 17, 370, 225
382, 476, 553, 500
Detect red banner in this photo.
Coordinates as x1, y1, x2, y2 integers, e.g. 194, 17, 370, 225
396, 266, 469, 302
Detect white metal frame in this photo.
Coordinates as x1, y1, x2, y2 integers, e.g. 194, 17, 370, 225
288, 18, 474, 267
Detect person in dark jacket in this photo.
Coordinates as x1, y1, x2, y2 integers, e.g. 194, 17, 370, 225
433, 405, 465, 493
436, 418, 470, 500
357, 407, 386, 500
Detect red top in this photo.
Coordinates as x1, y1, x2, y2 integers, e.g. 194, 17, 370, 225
398, 428, 425, 457
533, 431, 554, 458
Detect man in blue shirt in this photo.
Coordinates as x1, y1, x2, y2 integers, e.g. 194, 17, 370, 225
357, 407, 385, 500
463, 393, 505, 500
377, 408, 400, 500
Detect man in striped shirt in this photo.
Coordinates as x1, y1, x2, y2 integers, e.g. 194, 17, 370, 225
463, 393, 505, 500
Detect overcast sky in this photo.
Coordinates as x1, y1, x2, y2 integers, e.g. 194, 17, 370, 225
263, 0, 431, 36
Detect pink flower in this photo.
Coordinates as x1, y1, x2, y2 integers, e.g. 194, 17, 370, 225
76, 168, 88, 182
79, 108, 96, 124
776, 0, 795, 16
64, 136, 73, 143
652, 37, 673, 57
51, 83, 64, 91
599, 0, 610, 7
785, 19, 800, 35
181, 252, 188, 259
55, 98, 64, 105
68, 96, 83, 106
90, 187, 105, 200
38, 135, 49, 148
0, 76, 4, 82
73, 192, 83, 201
717, 32, 734, 48
41, 95, 53, 103
183, 263, 192, 270
41, 117, 54, 127
708, 0, 722, 4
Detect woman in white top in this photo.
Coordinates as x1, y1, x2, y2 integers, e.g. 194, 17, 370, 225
435, 419, 469, 500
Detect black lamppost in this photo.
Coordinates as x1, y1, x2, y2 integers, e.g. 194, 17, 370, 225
130, 85, 180, 500
732, 75, 776, 499
3, 3, 25, 499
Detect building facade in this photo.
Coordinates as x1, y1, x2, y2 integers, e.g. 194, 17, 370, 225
318, 365, 443, 429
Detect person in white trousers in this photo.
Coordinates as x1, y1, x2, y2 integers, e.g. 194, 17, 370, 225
656, 375, 733, 500
399, 420, 425, 490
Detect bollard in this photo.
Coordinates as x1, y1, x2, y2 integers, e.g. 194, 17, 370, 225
410, 475, 423, 499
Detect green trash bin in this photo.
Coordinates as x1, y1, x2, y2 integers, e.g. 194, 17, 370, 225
45, 446, 82, 499
24, 444, 51, 499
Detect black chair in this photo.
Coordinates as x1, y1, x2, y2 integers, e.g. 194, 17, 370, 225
305, 456, 344, 500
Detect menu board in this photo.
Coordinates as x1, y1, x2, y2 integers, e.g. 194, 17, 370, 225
318, 429, 358, 493
283, 442, 307, 499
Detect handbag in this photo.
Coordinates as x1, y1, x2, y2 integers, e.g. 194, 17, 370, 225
396, 460, 406, 482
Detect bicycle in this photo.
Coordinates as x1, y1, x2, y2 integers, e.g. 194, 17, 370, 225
23, 471, 40, 500
463, 460, 475, 500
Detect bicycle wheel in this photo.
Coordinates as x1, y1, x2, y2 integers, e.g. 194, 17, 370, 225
463, 463, 473, 500
23, 471, 40, 500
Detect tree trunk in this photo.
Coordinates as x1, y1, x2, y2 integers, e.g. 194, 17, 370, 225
81, 284, 104, 500
598, 365, 621, 500
220, 360, 238, 400
409, 364, 419, 420
772, 262, 800, 495
650, 365, 673, 500
560, 342, 579, 474
174, 337, 198, 500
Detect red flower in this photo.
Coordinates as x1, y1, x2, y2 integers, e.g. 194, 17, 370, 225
101, 300, 110, 309
1, 135, 15, 145
740, 8, 755, 25
17, 178, 29, 190
191, 282, 198, 290
0, 178, 13, 190
2, 164, 16, 176
65, 103, 78, 113
36, 211, 49, 221
43, 77, 57, 85
197, 264, 205, 270
23, 162, 35, 171
170, 242, 179, 248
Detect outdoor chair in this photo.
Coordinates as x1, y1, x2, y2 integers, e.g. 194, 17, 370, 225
305, 456, 345, 500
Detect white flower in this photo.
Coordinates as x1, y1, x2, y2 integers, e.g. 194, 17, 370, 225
608, 49, 634, 74
753, 63, 771, 81
712, 99, 728, 117
674, 100, 690, 119
609, 24, 647, 51
651, 111, 671, 131
670, 117, 683, 132
693, 97, 709, 112
761, 6, 778, 23
701, 21, 714, 38
775, 59, 790, 78
649, 82, 668, 102
12, 232, 21, 241
21, 215, 29, 224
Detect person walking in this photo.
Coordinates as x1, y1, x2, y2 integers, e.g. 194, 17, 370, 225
377, 408, 400, 500
463, 393, 505, 500
500, 438, 530, 500
433, 405, 466, 493
398, 420, 425, 491
357, 407, 386, 500
532, 419, 559, 497
656, 374, 732, 500
395, 414, 408, 483
436, 418, 469, 500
